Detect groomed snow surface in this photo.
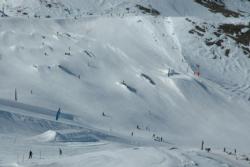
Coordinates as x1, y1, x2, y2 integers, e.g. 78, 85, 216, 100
1, 0, 250, 167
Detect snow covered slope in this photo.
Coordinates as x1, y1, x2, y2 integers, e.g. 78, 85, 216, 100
0, 0, 250, 18
0, 0, 250, 167
0, 15, 250, 149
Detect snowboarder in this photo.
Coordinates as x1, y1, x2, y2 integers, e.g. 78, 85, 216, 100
223, 147, 226, 153
131, 132, 134, 136
160, 137, 163, 142
29, 150, 33, 159
56, 108, 61, 121
102, 112, 106, 117
59, 148, 62, 156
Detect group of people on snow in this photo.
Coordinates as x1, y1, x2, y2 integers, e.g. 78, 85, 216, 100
28, 148, 62, 159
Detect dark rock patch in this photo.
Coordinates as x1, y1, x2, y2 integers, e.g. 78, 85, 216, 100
135, 4, 160, 16
194, 0, 242, 17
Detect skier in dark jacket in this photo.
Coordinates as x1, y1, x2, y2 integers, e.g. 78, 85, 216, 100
56, 108, 61, 121
29, 150, 33, 159
59, 148, 62, 156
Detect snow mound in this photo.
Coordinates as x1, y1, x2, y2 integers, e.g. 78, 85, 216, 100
30, 130, 105, 143
31, 130, 59, 142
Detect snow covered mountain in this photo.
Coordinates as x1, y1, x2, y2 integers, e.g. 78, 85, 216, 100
0, 0, 250, 167
0, 0, 250, 18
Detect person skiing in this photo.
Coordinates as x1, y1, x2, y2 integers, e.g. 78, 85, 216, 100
56, 108, 61, 121
59, 148, 62, 156
29, 150, 33, 159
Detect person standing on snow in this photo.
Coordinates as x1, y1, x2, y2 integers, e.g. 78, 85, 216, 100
167, 68, 171, 77
29, 150, 33, 159
201, 140, 204, 150
56, 108, 61, 121
59, 148, 62, 156
102, 112, 106, 117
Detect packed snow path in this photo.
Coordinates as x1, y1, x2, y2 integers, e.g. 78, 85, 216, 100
1, 137, 249, 167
